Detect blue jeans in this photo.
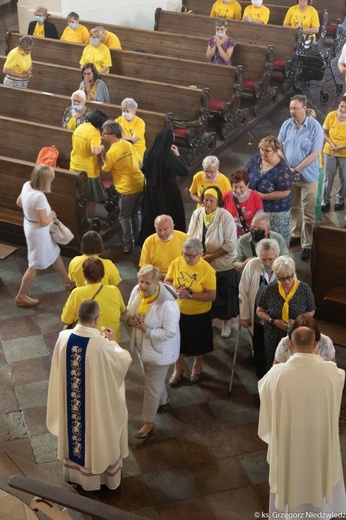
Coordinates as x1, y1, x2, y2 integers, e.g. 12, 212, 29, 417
118, 192, 142, 247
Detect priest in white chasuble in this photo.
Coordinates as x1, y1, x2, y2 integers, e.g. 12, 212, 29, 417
47, 299, 132, 491
258, 326, 346, 517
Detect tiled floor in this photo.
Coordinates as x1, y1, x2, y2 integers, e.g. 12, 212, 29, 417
1, 7, 346, 520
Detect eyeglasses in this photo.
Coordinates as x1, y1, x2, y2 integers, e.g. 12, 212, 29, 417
277, 274, 294, 283
259, 148, 274, 153
183, 252, 199, 259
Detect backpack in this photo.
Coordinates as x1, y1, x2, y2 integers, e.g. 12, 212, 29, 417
36, 145, 59, 167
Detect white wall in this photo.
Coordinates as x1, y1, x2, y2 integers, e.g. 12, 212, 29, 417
18, 0, 182, 33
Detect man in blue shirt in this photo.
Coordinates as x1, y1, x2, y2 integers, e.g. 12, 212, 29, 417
278, 95, 324, 261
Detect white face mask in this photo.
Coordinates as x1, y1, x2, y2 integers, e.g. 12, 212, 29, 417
252, 0, 263, 6
216, 32, 226, 38
122, 111, 134, 121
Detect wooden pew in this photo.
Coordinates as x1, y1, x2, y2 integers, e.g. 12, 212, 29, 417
311, 224, 346, 326
0, 84, 168, 149
0, 56, 213, 165
42, 17, 277, 114
0, 155, 89, 255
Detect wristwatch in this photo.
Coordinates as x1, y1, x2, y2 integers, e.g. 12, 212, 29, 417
267, 316, 273, 324
188, 290, 193, 299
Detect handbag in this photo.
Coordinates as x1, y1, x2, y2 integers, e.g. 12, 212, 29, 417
49, 218, 74, 245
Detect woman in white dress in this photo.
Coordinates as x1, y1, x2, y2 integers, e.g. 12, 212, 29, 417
15, 164, 73, 307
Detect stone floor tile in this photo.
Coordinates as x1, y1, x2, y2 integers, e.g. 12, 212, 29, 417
22, 407, 48, 437
205, 487, 265, 520
97, 476, 154, 511
0, 385, 19, 414
252, 482, 270, 513
176, 427, 235, 464
224, 422, 267, 456
9, 356, 51, 385
129, 414, 175, 446
0, 438, 35, 464
0, 412, 26, 442
2, 335, 49, 363
0, 315, 41, 341
141, 467, 202, 505
0, 364, 12, 387
30, 432, 57, 464
0, 345, 7, 365
131, 506, 160, 520
116, 260, 140, 280
209, 395, 259, 427
167, 403, 223, 436
131, 438, 186, 474
122, 447, 141, 478
15, 380, 49, 410
191, 456, 251, 495
157, 496, 215, 520
238, 450, 269, 485
235, 369, 259, 396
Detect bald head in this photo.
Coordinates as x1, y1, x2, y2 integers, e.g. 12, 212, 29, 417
291, 326, 316, 353
154, 214, 174, 241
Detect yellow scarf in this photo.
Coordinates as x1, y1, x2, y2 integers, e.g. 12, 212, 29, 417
203, 208, 217, 228
278, 278, 299, 322
137, 285, 160, 315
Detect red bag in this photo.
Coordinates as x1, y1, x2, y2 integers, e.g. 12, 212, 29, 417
36, 145, 59, 167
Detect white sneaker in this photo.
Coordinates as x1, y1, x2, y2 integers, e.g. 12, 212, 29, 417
221, 325, 232, 338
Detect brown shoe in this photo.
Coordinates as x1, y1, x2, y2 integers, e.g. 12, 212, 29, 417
15, 296, 39, 308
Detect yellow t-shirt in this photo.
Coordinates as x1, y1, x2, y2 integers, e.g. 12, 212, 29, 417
61, 283, 126, 341
70, 123, 101, 179
323, 111, 346, 157
283, 5, 319, 32
166, 256, 216, 315
68, 254, 122, 287
4, 47, 32, 75
33, 22, 45, 38
210, 0, 242, 20
242, 5, 270, 24
61, 24, 90, 44
139, 230, 189, 275
115, 115, 146, 159
104, 30, 122, 49
103, 139, 144, 194
189, 171, 231, 208
79, 43, 112, 72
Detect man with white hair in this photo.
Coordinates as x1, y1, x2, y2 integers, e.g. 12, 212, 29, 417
259, 326, 346, 517
139, 214, 188, 279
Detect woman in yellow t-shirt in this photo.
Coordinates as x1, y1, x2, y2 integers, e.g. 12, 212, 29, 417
62, 89, 92, 131
283, 0, 319, 40
321, 96, 346, 212
3, 35, 33, 88
189, 155, 231, 208
61, 257, 125, 342
165, 237, 216, 384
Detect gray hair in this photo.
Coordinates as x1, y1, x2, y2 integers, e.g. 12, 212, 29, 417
154, 214, 174, 227
121, 98, 138, 110
67, 11, 79, 20
19, 36, 33, 49
35, 6, 47, 15
255, 238, 280, 257
182, 237, 203, 255
272, 256, 296, 278
252, 212, 271, 227
291, 326, 315, 350
71, 89, 86, 102
138, 265, 161, 283
102, 120, 122, 138
78, 300, 100, 324
216, 18, 228, 27
202, 155, 220, 170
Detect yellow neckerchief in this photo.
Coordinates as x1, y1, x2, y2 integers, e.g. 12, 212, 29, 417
203, 208, 217, 228
278, 278, 299, 322
66, 117, 77, 131
33, 23, 45, 38
137, 285, 160, 315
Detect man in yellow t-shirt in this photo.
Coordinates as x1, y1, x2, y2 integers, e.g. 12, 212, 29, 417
139, 215, 189, 279
70, 109, 109, 218
210, 0, 242, 20
79, 27, 112, 73
242, 0, 270, 24
60, 11, 89, 44
189, 155, 231, 208
96, 26, 122, 50
115, 98, 146, 159
102, 121, 144, 253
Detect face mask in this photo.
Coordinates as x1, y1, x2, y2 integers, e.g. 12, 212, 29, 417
35, 15, 44, 23
216, 32, 225, 38
90, 38, 99, 47
252, 0, 263, 7
223, 0, 231, 3
160, 234, 174, 242
251, 229, 266, 242
69, 23, 78, 30
122, 111, 134, 121
72, 104, 83, 111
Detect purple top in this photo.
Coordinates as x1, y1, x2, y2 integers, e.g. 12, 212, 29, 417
208, 36, 236, 66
